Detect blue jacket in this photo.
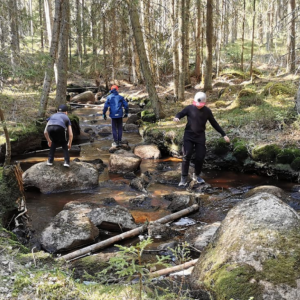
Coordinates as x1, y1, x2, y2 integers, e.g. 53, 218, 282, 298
103, 89, 128, 118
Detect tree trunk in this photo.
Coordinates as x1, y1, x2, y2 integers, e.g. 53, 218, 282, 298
76, 0, 82, 67
241, 0, 246, 71
44, 0, 53, 47
178, 0, 186, 101
141, 0, 156, 82
204, 0, 213, 91
171, 0, 179, 99
286, 0, 295, 73
39, 0, 44, 50
195, 0, 202, 81
38, 0, 61, 118
249, 0, 256, 79
55, 0, 70, 106
82, 0, 87, 56
0, 109, 11, 167
91, 0, 97, 55
184, 0, 191, 85
125, 0, 165, 119
103, 15, 109, 90
8, 0, 20, 68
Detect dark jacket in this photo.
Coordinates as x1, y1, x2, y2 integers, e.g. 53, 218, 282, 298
175, 105, 226, 142
103, 89, 129, 118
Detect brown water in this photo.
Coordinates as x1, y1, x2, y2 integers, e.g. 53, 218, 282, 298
18, 106, 298, 238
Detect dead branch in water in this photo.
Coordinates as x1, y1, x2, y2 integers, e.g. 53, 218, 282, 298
58, 204, 199, 262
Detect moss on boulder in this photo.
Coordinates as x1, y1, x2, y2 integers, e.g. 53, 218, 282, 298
232, 138, 248, 160
263, 82, 297, 97
212, 138, 230, 155
276, 147, 300, 164
251, 144, 281, 163
291, 157, 300, 171
236, 88, 263, 108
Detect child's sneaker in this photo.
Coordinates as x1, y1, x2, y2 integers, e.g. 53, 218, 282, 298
192, 173, 205, 184
46, 160, 53, 166
63, 162, 70, 168
178, 176, 188, 187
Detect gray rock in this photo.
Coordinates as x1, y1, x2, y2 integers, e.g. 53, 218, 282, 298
109, 150, 142, 173
184, 222, 221, 251
40, 206, 99, 253
165, 191, 198, 212
87, 205, 137, 231
190, 190, 300, 299
134, 144, 161, 159
23, 161, 99, 194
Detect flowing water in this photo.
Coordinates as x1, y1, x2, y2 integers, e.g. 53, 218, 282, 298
16, 106, 299, 247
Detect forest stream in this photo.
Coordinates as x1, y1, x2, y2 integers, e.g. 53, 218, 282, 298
15, 106, 300, 256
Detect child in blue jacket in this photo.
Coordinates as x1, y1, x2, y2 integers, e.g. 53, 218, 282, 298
103, 85, 129, 146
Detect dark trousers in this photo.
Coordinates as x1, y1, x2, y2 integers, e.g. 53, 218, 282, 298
111, 118, 123, 142
47, 125, 70, 164
182, 137, 206, 176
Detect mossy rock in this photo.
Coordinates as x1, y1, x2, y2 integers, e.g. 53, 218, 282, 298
215, 100, 228, 109
221, 69, 246, 79
219, 85, 243, 101
276, 148, 300, 164
141, 110, 156, 123
212, 138, 230, 155
232, 139, 248, 160
252, 144, 281, 163
291, 157, 300, 171
237, 88, 263, 108
263, 82, 296, 96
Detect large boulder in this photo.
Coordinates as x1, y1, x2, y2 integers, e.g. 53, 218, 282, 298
40, 204, 99, 253
71, 91, 95, 104
39, 202, 137, 252
23, 161, 99, 194
109, 150, 142, 173
134, 144, 161, 159
190, 190, 300, 300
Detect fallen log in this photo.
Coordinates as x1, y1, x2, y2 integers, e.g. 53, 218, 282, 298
58, 204, 199, 261
149, 259, 198, 278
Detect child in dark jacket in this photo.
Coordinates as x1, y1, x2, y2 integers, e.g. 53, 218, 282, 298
103, 85, 129, 146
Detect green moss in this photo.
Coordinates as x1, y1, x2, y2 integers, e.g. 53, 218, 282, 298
208, 263, 263, 300
141, 110, 156, 123
212, 138, 230, 155
219, 85, 243, 101
232, 139, 248, 160
251, 144, 281, 163
221, 69, 247, 79
215, 100, 228, 108
237, 89, 263, 108
291, 157, 300, 170
276, 148, 300, 164
69, 113, 79, 123
263, 82, 297, 96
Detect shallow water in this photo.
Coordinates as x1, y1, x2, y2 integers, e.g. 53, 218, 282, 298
17, 106, 298, 242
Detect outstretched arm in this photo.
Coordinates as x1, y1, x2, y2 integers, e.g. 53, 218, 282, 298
44, 122, 52, 147
67, 125, 73, 149
173, 107, 188, 122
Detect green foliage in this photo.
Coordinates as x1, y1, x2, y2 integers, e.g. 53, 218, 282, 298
141, 110, 157, 123
169, 242, 191, 265
237, 89, 262, 108
276, 148, 300, 164
263, 82, 297, 97
100, 238, 170, 281
251, 144, 281, 163
291, 157, 300, 171
221, 68, 247, 79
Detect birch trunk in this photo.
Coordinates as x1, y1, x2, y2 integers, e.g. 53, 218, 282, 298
171, 0, 179, 99
286, 0, 295, 73
195, 0, 202, 82
44, 0, 53, 47
38, 0, 61, 118
178, 0, 186, 101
